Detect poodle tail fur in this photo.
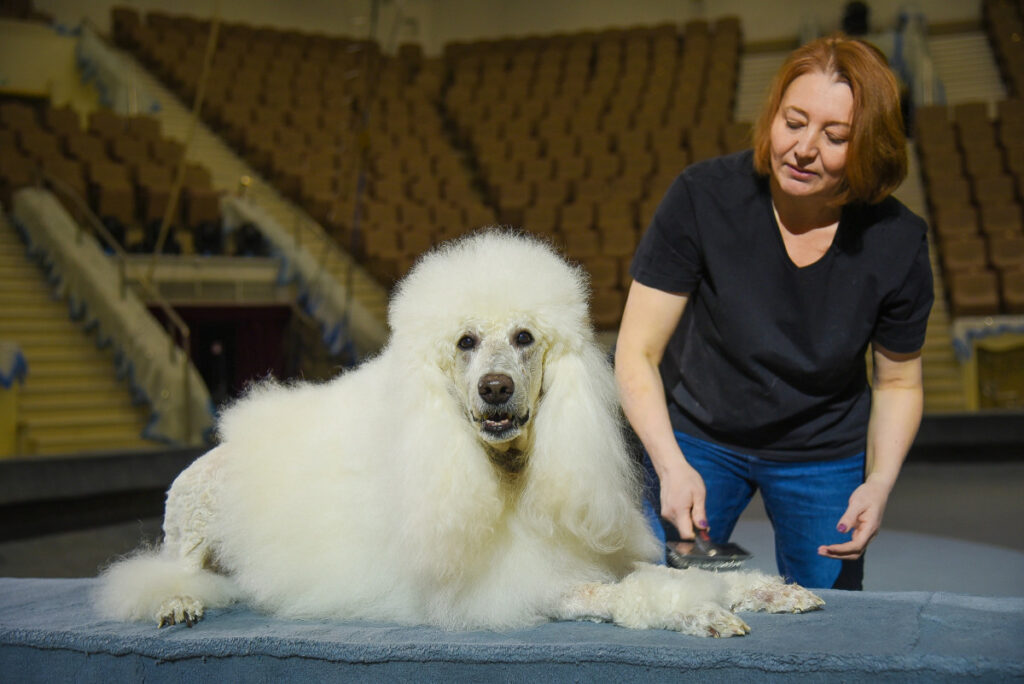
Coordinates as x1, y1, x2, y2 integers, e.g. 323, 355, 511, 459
95, 548, 242, 623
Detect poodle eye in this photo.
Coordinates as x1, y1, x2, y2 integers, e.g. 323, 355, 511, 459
514, 330, 534, 347
457, 335, 477, 351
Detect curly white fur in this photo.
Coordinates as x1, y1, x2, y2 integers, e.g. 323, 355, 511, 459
95, 230, 823, 635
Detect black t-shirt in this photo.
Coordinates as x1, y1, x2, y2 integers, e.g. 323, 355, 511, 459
630, 150, 934, 461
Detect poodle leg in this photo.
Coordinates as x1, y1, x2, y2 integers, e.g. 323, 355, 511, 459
722, 570, 826, 614
154, 449, 233, 627
97, 448, 242, 627
557, 564, 751, 637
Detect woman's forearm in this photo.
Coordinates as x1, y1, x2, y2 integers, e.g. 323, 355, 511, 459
865, 383, 922, 491
865, 348, 925, 492
615, 349, 686, 479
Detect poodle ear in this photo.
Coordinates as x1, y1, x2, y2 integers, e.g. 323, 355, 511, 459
392, 357, 505, 578
522, 341, 641, 553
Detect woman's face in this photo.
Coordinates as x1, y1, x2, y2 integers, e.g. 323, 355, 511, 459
769, 71, 853, 203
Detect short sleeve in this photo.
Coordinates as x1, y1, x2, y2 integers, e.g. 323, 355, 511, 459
630, 174, 704, 293
872, 230, 934, 353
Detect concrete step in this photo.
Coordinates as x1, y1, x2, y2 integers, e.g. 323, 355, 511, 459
0, 253, 35, 266
22, 408, 147, 431
0, 264, 43, 280
3, 334, 90, 351
0, 288, 59, 305
28, 431, 160, 457
21, 345, 113, 364
929, 32, 1007, 105
0, 305, 69, 320
20, 368, 119, 392
0, 318, 79, 335
19, 390, 140, 413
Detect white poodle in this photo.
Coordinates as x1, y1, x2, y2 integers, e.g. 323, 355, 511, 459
97, 230, 823, 637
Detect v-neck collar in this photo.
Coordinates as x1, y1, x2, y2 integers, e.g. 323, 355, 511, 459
769, 198, 842, 272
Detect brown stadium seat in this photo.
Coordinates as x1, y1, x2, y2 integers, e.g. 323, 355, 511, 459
979, 202, 1023, 237
931, 204, 979, 242
0, 148, 35, 204
940, 236, 989, 273
134, 162, 173, 223
43, 105, 81, 139
948, 270, 1001, 317
63, 131, 109, 166
41, 156, 88, 199
590, 287, 626, 329
989, 235, 1024, 272
1001, 269, 1024, 313
87, 160, 135, 226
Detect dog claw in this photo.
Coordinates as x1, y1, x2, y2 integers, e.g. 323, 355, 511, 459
155, 596, 205, 629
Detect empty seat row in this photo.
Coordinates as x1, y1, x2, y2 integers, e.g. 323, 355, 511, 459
111, 6, 744, 328
915, 100, 1024, 317
0, 99, 224, 255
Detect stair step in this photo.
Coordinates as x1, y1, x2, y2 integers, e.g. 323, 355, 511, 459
0, 252, 34, 265
22, 408, 146, 430
21, 346, 113, 364
924, 399, 967, 413
19, 391, 140, 413
21, 372, 121, 392
924, 375, 965, 395
4, 334, 90, 351
28, 431, 160, 457
0, 318, 78, 334
0, 266, 44, 281
0, 290, 60, 305
929, 32, 1007, 105
0, 305, 69, 319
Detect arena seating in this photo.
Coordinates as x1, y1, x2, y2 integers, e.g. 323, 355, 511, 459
915, 97, 1024, 317
0, 99, 222, 255
984, 0, 1024, 97
108, 7, 746, 328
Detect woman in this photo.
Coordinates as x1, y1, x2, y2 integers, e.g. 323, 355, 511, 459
615, 35, 933, 590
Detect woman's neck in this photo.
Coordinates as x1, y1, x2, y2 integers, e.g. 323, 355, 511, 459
770, 178, 842, 234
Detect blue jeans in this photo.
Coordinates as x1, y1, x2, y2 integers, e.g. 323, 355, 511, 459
641, 431, 865, 590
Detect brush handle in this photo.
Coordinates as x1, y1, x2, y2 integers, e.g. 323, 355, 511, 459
694, 528, 719, 556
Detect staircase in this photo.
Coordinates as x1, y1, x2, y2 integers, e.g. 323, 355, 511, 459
928, 31, 1007, 108
733, 31, 1011, 413
0, 213, 156, 456
92, 35, 390, 347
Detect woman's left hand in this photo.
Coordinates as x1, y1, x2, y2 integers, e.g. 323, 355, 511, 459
817, 477, 891, 560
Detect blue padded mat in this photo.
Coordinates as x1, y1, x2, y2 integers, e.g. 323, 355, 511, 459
1, 578, 1022, 682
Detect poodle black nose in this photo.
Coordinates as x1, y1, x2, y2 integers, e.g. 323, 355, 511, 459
478, 373, 514, 405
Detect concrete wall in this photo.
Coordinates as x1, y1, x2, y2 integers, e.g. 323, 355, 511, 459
0, 19, 98, 116
31, 0, 981, 56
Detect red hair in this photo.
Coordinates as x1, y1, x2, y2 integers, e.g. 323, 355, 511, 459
752, 34, 907, 205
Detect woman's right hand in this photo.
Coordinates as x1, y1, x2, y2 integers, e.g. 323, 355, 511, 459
658, 457, 708, 539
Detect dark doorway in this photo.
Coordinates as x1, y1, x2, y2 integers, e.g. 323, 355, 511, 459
151, 306, 292, 409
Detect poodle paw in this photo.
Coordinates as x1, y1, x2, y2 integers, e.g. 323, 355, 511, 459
156, 596, 205, 628
672, 604, 751, 638
734, 581, 825, 614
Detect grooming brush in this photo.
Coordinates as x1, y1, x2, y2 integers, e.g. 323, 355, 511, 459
665, 529, 752, 571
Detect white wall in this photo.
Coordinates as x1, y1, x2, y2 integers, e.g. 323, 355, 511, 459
32, 0, 981, 55
0, 19, 98, 114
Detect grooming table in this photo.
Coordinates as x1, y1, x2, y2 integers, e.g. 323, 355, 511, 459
0, 578, 1021, 682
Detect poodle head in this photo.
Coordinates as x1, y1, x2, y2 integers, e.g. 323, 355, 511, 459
387, 229, 594, 468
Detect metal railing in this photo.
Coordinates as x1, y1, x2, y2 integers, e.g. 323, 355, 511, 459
38, 169, 195, 444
